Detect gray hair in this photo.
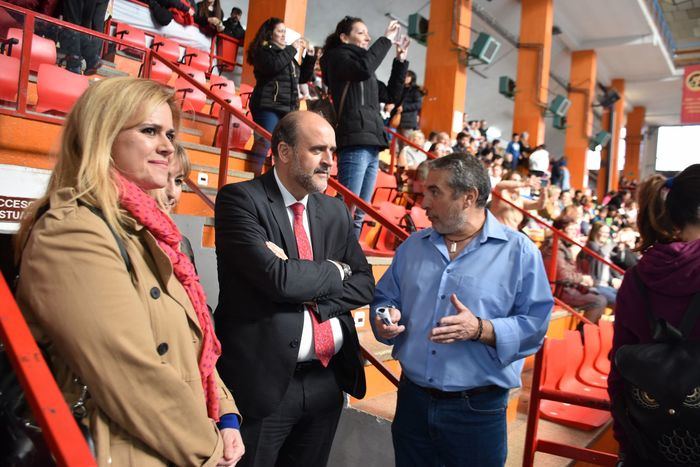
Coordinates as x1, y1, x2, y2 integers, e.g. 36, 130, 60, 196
429, 153, 491, 207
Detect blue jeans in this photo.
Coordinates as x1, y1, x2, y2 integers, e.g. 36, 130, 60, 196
337, 145, 379, 237
392, 378, 508, 467
591, 285, 617, 309
250, 108, 285, 175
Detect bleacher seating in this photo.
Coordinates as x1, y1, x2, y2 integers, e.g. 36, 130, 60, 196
595, 319, 613, 374
7, 27, 56, 72
115, 22, 146, 55
579, 324, 609, 388
372, 170, 398, 204
0, 53, 20, 103
539, 337, 611, 430
35, 64, 89, 114
558, 330, 610, 401
181, 46, 210, 72
151, 35, 181, 62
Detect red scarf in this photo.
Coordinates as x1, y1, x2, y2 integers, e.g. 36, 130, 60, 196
115, 172, 221, 421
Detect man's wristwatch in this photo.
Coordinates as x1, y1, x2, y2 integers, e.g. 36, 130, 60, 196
339, 262, 352, 280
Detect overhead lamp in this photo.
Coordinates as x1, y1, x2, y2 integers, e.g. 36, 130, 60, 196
589, 131, 611, 151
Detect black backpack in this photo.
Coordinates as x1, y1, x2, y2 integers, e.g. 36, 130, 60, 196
613, 267, 700, 466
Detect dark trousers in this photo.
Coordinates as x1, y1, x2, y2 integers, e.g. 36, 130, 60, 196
59, 0, 108, 68
238, 361, 343, 467
392, 378, 509, 467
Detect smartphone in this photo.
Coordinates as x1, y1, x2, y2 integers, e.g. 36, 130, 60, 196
540, 178, 549, 188
375, 307, 394, 326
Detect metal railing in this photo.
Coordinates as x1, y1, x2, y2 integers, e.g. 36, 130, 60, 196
0, 275, 97, 466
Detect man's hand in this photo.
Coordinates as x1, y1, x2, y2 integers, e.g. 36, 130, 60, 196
430, 294, 479, 343
266, 241, 288, 260
217, 428, 244, 466
374, 307, 405, 340
581, 275, 595, 287
611, 277, 622, 289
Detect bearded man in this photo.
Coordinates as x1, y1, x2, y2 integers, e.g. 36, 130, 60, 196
371, 154, 553, 467
214, 111, 373, 467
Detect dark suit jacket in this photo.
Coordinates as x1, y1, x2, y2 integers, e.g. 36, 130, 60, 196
214, 171, 372, 419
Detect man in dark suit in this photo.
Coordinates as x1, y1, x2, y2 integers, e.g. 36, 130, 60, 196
214, 111, 373, 467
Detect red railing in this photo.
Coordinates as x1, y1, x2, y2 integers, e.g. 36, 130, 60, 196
0, 276, 97, 466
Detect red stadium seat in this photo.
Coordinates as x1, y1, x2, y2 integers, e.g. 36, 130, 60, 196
539, 338, 611, 430
147, 57, 173, 84
181, 47, 209, 72
238, 83, 253, 108
35, 64, 89, 114
595, 319, 613, 375
372, 170, 398, 204
115, 23, 146, 52
151, 35, 181, 62
360, 202, 407, 257
174, 76, 206, 114
215, 95, 252, 150
209, 75, 235, 118
558, 331, 609, 401
579, 324, 608, 388
178, 65, 206, 85
7, 27, 56, 72
0, 53, 20, 103
408, 206, 431, 230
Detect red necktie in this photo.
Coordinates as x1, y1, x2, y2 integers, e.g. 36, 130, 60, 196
290, 203, 335, 367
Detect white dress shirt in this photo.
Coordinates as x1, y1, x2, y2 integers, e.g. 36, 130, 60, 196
273, 169, 344, 362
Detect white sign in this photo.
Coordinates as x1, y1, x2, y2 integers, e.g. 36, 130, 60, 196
0, 164, 51, 234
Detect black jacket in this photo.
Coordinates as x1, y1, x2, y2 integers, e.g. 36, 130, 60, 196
320, 37, 407, 149
214, 171, 373, 419
250, 44, 315, 114
222, 17, 245, 41
398, 84, 423, 130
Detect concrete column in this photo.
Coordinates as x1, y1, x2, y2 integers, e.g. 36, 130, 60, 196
564, 50, 597, 190
421, 0, 471, 137
597, 78, 625, 198
623, 106, 646, 182
512, 0, 554, 146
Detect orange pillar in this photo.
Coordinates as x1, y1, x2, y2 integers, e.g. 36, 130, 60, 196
597, 78, 625, 199
241, 0, 308, 86
421, 0, 471, 138
564, 50, 596, 190
623, 106, 645, 183
512, 0, 554, 146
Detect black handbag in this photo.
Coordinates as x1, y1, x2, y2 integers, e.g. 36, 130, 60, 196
307, 82, 349, 127
0, 204, 131, 465
613, 267, 700, 466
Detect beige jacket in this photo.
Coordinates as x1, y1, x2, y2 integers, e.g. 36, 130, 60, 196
16, 188, 239, 466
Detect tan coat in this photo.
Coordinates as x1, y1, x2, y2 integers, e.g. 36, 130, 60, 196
16, 188, 239, 466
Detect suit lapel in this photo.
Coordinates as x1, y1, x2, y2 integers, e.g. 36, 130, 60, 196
308, 194, 326, 260
262, 171, 299, 259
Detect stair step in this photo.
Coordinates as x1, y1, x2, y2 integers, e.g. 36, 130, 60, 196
96, 65, 129, 78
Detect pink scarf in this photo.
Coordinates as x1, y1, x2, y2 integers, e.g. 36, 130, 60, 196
115, 172, 221, 421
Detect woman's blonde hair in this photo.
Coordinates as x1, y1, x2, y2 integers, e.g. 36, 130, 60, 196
17, 77, 180, 251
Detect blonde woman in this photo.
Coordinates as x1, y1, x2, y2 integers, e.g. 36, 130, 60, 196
397, 130, 427, 170
15, 77, 243, 466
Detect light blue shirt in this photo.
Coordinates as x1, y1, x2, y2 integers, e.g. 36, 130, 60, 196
371, 211, 553, 391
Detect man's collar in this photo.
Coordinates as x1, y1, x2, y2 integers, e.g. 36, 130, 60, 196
422, 210, 508, 243
273, 168, 309, 208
